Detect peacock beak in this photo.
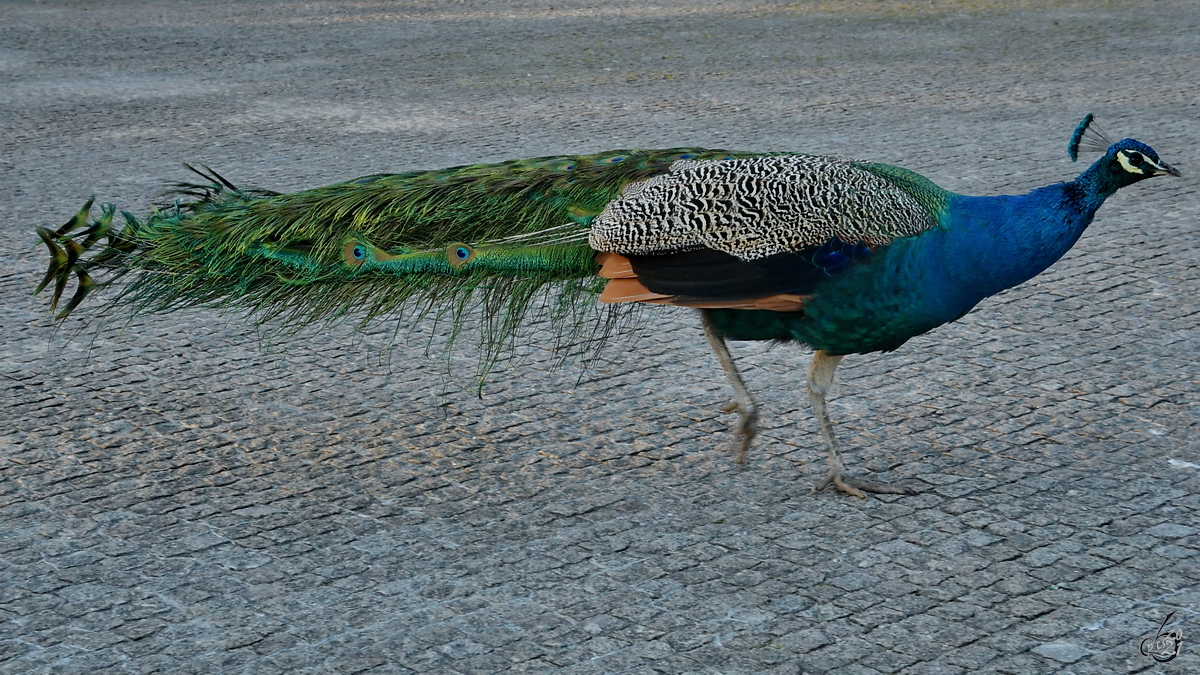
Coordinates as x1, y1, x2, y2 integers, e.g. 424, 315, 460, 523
1153, 159, 1182, 177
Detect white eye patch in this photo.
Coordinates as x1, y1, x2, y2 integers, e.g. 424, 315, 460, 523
1117, 151, 1147, 174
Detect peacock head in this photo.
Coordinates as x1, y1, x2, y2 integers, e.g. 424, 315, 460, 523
1068, 114, 1180, 195
1105, 138, 1180, 180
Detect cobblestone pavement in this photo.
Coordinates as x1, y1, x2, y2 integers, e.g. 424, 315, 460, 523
2, 1, 1198, 673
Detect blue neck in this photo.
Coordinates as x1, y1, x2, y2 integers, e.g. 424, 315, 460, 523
1069, 154, 1131, 216
941, 177, 1107, 299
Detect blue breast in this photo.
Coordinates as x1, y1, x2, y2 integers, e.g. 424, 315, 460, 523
787, 183, 1095, 353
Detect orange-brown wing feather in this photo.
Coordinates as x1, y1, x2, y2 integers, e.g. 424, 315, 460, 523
596, 251, 637, 279
594, 253, 806, 312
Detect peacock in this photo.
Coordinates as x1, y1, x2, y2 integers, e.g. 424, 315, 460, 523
36, 115, 1179, 498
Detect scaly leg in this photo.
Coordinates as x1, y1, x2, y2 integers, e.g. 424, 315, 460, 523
808, 350, 914, 498
700, 310, 758, 464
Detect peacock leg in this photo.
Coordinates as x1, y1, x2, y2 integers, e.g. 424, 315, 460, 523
808, 350, 914, 498
700, 310, 758, 464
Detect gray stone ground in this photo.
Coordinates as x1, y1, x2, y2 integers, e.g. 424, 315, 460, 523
1, 0, 1198, 672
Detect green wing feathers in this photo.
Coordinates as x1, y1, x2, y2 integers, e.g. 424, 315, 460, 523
36, 148, 754, 371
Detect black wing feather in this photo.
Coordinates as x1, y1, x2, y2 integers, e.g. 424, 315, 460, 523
628, 239, 873, 302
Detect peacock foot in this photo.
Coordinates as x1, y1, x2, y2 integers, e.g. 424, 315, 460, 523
721, 401, 758, 465
813, 470, 916, 499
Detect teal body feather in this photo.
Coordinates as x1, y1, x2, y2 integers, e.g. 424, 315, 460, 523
705, 188, 1089, 352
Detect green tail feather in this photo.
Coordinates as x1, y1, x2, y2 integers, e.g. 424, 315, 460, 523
36, 148, 763, 377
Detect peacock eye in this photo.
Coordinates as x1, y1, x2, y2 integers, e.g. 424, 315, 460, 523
1127, 152, 1145, 166
445, 242, 474, 268
352, 246, 365, 259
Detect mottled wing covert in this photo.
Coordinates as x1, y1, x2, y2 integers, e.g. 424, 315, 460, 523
589, 155, 938, 260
